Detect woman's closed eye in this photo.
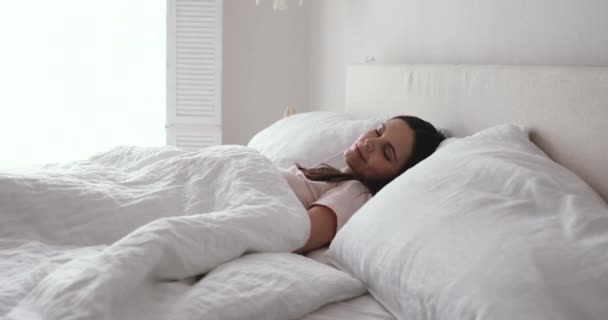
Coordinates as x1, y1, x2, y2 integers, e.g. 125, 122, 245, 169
373, 127, 392, 161
383, 148, 391, 161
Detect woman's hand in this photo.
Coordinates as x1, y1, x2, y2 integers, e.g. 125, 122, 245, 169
293, 205, 337, 254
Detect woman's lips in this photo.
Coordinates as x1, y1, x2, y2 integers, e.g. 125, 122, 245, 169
355, 145, 366, 162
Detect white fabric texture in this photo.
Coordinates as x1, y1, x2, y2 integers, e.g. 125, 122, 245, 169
329, 124, 608, 320
0, 145, 365, 320
301, 248, 396, 320
196, 253, 366, 320
299, 295, 395, 320
247, 111, 383, 169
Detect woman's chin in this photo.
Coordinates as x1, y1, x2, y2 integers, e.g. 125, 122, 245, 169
344, 153, 358, 171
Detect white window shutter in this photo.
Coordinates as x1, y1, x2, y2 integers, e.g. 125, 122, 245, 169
166, 0, 222, 150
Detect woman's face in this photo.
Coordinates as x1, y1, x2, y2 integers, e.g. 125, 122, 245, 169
344, 119, 415, 181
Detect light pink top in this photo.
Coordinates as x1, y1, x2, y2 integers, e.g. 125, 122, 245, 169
281, 165, 372, 231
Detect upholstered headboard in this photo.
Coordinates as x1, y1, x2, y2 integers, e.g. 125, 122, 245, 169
345, 64, 608, 202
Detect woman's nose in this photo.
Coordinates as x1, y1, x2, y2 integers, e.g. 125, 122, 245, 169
363, 138, 376, 152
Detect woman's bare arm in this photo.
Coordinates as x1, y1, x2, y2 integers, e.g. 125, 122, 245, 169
293, 205, 337, 254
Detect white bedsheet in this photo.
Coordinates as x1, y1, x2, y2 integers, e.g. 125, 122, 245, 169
300, 295, 396, 320
0, 145, 365, 320
302, 249, 396, 320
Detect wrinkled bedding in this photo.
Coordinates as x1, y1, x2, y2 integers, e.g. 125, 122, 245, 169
0, 145, 365, 320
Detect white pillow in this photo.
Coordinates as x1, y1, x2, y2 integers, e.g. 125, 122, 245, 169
192, 253, 366, 320
247, 112, 383, 169
328, 124, 608, 320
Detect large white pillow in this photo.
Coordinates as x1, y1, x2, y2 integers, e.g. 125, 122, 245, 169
328, 124, 608, 320
247, 112, 382, 169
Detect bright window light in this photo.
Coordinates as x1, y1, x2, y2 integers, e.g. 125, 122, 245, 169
0, 0, 166, 169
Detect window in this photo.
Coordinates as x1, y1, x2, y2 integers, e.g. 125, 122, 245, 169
0, 0, 166, 168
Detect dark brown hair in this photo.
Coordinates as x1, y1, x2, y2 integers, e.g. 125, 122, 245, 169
297, 116, 445, 195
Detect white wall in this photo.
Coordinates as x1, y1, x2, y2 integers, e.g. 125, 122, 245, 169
309, 0, 608, 112
223, 0, 310, 145
308, 0, 348, 113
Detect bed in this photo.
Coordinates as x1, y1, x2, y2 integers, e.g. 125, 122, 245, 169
301, 248, 395, 320
297, 64, 608, 320
2, 64, 608, 320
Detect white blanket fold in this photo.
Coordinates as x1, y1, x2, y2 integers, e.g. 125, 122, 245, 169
0, 146, 365, 320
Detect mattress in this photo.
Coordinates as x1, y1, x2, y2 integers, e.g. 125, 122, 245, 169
300, 249, 396, 320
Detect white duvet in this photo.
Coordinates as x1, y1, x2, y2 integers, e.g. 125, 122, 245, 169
0, 145, 365, 320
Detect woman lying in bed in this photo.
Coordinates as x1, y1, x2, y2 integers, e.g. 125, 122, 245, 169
289, 116, 445, 253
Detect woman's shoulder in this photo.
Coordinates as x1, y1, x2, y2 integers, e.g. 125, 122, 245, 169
280, 165, 308, 179
334, 179, 371, 198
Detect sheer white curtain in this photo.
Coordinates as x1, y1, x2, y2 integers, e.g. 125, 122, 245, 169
0, 0, 165, 168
